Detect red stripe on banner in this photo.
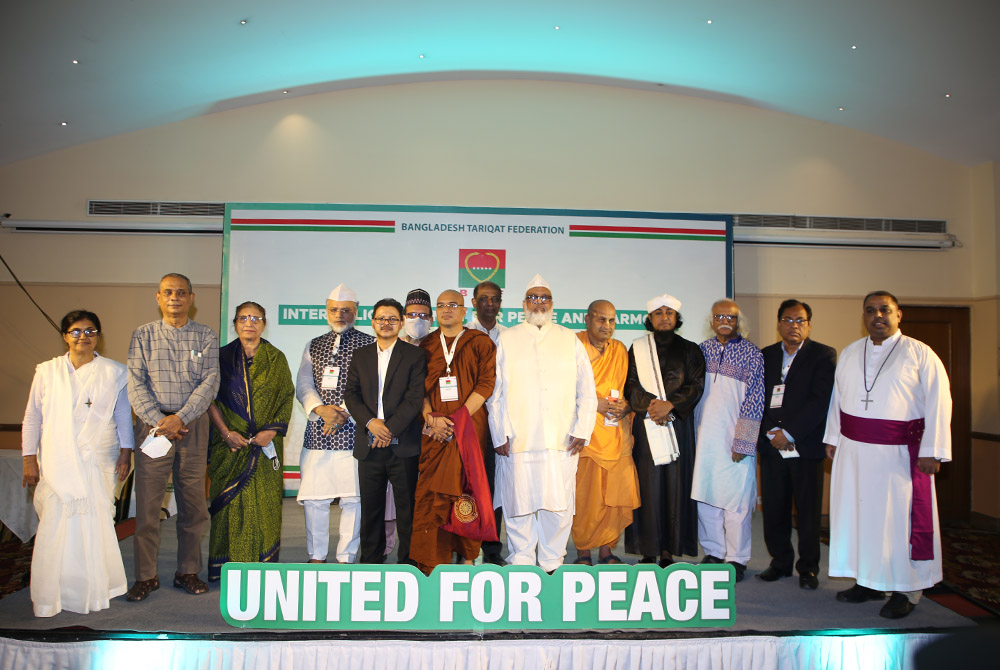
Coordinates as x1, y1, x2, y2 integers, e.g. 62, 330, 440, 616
568, 224, 725, 235
282, 473, 301, 480
231, 218, 395, 227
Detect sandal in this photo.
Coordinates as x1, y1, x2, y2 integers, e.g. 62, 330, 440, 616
125, 576, 160, 602
598, 554, 624, 564
173, 572, 209, 595
573, 556, 593, 566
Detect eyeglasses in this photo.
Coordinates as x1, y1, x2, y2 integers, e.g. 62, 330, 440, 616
779, 317, 809, 325
404, 311, 433, 320
525, 295, 552, 304
372, 316, 401, 325
436, 302, 461, 310
712, 314, 737, 323
66, 328, 99, 338
328, 307, 354, 316
237, 315, 264, 324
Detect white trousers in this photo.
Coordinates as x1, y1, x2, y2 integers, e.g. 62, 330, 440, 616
303, 497, 361, 563
697, 501, 753, 564
504, 508, 573, 572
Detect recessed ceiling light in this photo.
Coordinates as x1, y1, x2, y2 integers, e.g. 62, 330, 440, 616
851, 45, 857, 50
838, 107, 845, 111
706, 19, 713, 24
419, 54, 425, 59
944, 93, 951, 98
239, 19, 248, 25
282, 90, 289, 94
60, 122, 68, 126
554, 26, 560, 30
71, 59, 79, 64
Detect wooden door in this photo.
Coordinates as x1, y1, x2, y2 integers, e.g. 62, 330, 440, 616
899, 305, 971, 525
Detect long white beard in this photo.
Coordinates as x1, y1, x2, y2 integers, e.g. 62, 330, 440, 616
525, 308, 553, 327
330, 322, 353, 334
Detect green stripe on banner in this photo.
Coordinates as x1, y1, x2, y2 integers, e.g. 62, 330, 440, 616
569, 232, 724, 241
283, 466, 300, 473
231, 226, 394, 233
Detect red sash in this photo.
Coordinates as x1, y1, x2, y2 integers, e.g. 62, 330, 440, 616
839, 411, 933, 560
440, 406, 499, 542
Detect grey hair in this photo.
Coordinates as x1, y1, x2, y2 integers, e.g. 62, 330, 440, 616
705, 298, 750, 339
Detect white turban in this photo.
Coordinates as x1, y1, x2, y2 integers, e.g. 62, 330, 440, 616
646, 294, 682, 314
328, 283, 358, 302
525, 274, 551, 291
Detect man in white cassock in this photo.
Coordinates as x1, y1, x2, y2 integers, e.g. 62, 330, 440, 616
489, 274, 598, 571
824, 291, 951, 619
296, 283, 374, 563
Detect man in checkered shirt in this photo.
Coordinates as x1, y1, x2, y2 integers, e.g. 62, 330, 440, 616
125, 273, 219, 601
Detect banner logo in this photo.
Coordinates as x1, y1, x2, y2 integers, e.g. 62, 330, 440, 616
459, 249, 506, 288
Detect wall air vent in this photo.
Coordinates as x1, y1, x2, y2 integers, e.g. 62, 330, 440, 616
88, 200, 225, 218
732, 214, 955, 249
733, 214, 946, 234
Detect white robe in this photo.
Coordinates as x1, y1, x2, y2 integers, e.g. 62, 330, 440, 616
823, 331, 952, 592
489, 321, 597, 517
26, 354, 129, 617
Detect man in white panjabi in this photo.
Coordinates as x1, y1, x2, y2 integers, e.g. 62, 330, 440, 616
691, 299, 764, 583
296, 283, 374, 563
824, 291, 951, 619
489, 274, 597, 571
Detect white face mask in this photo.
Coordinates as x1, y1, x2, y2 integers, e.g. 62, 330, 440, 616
404, 317, 431, 340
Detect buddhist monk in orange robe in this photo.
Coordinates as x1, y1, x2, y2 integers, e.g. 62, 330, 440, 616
410, 290, 497, 574
572, 300, 640, 564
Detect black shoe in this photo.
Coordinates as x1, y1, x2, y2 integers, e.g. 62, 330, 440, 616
700, 554, 724, 564
879, 592, 916, 619
836, 583, 885, 603
799, 573, 819, 590
483, 551, 505, 566
658, 556, 674, 568
638, 556, 658, 564
728, 561, 747, 582
757, 566, 792, 582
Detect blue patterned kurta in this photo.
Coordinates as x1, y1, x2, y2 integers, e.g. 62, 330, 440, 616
303, 328, 374, 451
691, 336, 764, 513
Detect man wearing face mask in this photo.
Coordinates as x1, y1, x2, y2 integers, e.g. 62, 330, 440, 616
488, 275, 597, 571
691, 299, 764, 582
400, 289, 434, 346
295, 283, 374, 564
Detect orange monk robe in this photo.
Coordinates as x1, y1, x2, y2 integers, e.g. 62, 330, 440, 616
410, 328, 496, 574
572, 333, 641, 551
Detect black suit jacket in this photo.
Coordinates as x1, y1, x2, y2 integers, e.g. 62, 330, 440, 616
757, 338, 837, 460
344, 338, 427, 460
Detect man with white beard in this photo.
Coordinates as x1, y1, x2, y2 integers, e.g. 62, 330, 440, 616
400, 288, 434, 346
296, 283, 374, 563
489, 275, 597, 571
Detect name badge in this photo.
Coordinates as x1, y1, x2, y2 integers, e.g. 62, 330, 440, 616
770, 384, 785, 409
321, 366, 340, 390
604, 389, 620, 427
439, 376, 459, 402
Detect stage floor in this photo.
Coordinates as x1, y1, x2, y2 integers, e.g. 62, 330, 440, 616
0, 499, 975, 636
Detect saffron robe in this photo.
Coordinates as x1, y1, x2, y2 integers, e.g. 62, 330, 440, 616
571, 334, 640, 551
823, 331, 951, 591
410, 328, 496, 573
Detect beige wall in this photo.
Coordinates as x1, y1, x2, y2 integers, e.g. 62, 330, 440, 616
0, 78, 996, 516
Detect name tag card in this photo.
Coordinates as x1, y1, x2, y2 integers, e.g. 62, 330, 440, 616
439, 376, 459, 402
604, 389, 620, 427
770, 384, 785, 409
321, 366, 340, 390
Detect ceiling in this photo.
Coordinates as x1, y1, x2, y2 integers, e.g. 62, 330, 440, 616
2, 0, 997, 168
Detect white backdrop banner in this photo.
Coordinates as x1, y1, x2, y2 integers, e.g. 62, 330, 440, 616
222, 203, 733, 494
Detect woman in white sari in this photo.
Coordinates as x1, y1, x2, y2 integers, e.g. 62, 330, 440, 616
21, 310, 134, 617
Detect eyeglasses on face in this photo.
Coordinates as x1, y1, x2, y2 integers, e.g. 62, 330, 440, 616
328, 307, 354, 316
66, 328, 99, 338
372, 316, 401, 325
237, 315, 264, 324
712, 314, 737, 323
436, 302, 462, 310
525, 295, 552, 304
404, 311, 433, 320
779, 317, 808, 325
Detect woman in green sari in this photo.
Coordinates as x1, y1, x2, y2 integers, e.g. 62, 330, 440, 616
207, 302, 294, 581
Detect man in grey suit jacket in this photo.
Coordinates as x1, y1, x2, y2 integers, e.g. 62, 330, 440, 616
345, 298, 427, 564
756, 299, 836, 590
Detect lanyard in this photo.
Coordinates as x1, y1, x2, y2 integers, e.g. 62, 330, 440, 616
440, 330, 464, 376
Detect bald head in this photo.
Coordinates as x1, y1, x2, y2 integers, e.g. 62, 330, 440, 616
585, 299, 617, 348
436, 289, 467, 332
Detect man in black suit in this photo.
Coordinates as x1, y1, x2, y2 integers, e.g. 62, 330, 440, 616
345, 298, 427, 564
756, 299, 836, 590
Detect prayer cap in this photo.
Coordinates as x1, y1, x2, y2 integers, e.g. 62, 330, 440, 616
405, 288, 431, 307
525, 274, 551, 291
646, 294, 682, 313
328, 283, 358, 302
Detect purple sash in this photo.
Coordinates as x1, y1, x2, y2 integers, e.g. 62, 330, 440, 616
839, 411, 934, 561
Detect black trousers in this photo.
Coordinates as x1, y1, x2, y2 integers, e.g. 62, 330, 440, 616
759, 451, 824, 575
481, 431, 505, 557
358, 447, 419, 564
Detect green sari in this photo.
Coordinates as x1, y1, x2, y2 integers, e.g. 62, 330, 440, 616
208, 339, 294, 581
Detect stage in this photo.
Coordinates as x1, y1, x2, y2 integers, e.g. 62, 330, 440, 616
0, 500, 979, 669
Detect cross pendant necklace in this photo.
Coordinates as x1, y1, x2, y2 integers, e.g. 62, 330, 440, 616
862, 336, 901, 411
